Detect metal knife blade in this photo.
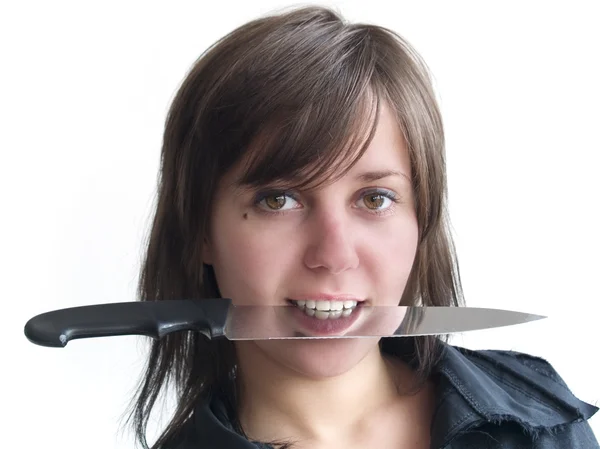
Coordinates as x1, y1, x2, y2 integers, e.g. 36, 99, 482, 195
23, 298, 546, 348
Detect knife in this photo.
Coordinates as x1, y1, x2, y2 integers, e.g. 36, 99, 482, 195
25, 298, 546, 347
23, 298, 546, 348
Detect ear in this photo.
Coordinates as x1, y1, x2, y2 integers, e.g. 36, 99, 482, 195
202, 237, 213, 265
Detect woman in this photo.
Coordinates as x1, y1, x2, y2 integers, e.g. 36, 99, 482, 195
127, 6, 598, 448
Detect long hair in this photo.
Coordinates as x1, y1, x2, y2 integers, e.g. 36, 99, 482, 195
126, 5, 463, 448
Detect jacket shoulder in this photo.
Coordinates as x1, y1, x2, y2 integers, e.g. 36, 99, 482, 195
447, 345, 599, 446
472, 347, 595, 408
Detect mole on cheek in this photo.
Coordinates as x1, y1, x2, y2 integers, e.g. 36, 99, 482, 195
243, 213, 248, 219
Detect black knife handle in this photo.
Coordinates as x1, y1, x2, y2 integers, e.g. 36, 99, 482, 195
23, 298, 231, 348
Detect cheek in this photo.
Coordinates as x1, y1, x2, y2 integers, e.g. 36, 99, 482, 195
366, 215, 418, 258
360, 218, 419, 300
210, 218, 300, 304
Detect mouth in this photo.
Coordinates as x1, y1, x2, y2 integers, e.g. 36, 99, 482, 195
287, 299, 362, 320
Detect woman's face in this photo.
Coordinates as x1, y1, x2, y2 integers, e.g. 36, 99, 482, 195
203, 103, 419, 378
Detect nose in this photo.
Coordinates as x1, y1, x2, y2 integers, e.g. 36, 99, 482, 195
303, 211, 359, 274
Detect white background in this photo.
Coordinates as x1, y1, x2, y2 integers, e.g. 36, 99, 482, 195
2, 1, 599, 447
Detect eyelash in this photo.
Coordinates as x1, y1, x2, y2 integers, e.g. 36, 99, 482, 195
252, 188, 401, 216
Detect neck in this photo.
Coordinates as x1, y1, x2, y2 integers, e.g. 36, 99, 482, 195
234, 341, 415, 443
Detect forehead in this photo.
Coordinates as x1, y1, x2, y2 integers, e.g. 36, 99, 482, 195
221, 99, 410, 193
348, 103, 410, 175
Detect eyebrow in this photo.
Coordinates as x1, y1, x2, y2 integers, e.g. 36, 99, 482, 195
355, 170, 410, 183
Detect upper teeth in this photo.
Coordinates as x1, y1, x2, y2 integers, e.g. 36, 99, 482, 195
293, 300, 358, 311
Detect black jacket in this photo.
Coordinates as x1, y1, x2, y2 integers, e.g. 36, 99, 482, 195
165, 342, 599, 448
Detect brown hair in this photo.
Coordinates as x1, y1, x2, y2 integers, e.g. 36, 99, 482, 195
126, 5, 463, 448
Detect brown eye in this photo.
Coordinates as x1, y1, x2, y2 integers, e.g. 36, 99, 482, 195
265, 195, 287, 209
363, 194, 386, 209
356, 189, 398, 212
254, 191, 301, 213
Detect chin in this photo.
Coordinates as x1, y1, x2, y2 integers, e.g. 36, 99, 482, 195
254, 338, 380, 378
